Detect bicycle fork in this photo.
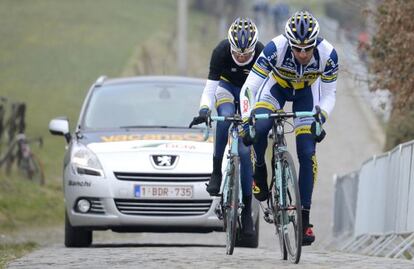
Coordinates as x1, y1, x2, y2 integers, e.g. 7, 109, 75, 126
262, 150, 288, 227
214, 138, 243, 220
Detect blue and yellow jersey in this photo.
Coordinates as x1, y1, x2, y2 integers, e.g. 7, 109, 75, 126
240, 35, 339, 119
251, 35, 338, 90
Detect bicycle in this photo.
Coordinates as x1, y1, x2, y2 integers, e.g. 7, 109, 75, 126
0, 133, 45, 185
206, 114, 246, 255
0, 100, 45, 185
249, 109, 318, 264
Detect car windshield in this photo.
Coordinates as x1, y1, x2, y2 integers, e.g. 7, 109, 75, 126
82, 80, 204, 129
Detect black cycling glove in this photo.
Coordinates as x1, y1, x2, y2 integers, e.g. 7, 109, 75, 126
189, 108, 209, 128
311, 106, 327, 143
311, 121, 326, 143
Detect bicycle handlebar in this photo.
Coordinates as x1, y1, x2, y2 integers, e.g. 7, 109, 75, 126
253, 111, 315, 120
211, 115, 243, 123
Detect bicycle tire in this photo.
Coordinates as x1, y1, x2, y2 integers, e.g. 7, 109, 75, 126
19, 153, 45, 185
270, 171, 287, 260
280, 151, 302, 264
224, 156, 240, 255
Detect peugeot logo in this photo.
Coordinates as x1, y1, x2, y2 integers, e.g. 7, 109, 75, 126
150, 155, 178, 169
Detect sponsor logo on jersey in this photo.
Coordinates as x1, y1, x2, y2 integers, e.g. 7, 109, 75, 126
266, 51, 277, 61
243, 100, 249, 113
276, 68, 320, 83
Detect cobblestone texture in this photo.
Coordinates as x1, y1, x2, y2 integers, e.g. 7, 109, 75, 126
7, 231, 414, 269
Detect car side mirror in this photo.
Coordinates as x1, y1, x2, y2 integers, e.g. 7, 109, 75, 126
49, 117, 71, 143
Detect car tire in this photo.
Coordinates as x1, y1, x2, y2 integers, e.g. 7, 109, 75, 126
65, 212, 92, 247
235, 214, 259, 248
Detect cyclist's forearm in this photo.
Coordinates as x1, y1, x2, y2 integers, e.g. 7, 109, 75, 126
319, 80, 337, 119
240, 72, 264, 119
199, 79, 219, 111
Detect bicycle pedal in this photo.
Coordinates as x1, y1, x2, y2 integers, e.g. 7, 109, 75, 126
264, 215, 274, 224
263, 209, 274, 224
214, 205, 223, 220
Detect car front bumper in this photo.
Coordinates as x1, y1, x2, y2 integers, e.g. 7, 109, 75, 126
64, 168, 223, 232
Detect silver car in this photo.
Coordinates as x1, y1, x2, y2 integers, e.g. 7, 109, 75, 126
49, 76, 259, 247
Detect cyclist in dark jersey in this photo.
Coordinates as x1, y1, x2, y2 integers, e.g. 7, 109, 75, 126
189, 18, 264, 236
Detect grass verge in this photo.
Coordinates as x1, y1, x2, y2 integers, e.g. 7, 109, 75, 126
0, 242, 37, 269
0, 173, 63, 232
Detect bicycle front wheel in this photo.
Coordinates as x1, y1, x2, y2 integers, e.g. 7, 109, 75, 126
281, 151, 302, 264
224, 156, 240, 255
270, 170, 287, 260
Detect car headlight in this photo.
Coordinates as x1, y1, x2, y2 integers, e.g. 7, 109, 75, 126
71, 143, 104, 177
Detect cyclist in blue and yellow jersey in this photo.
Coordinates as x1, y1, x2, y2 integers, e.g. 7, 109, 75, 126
189, 18, 264, 236
240, 11, 339, 245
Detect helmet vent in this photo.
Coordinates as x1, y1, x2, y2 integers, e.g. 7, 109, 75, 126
227, 17, 258, 53
284, 11, 319, 45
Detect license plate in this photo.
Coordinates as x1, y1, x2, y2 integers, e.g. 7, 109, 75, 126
134, 185, 193, 199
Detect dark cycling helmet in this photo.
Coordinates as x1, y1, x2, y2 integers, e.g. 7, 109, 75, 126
284, 11, 319, 45
227, 18, 258, 53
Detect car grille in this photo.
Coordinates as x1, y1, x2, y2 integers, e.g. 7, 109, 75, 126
114, 199, 212, 216
89, 198, 105, 214
114, 172, 210, 182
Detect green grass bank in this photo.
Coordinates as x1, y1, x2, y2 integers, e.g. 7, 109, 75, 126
0, 0, 218, 266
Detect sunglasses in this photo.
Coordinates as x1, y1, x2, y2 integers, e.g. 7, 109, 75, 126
290, 42, 316, 53
231, 48, 254, 57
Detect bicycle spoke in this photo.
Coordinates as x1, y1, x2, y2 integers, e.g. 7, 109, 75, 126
281, 154, 302, 264
270, 176, 287, 260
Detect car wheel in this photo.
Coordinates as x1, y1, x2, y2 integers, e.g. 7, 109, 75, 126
65, 211, 92, 247
235, 214, 259, 248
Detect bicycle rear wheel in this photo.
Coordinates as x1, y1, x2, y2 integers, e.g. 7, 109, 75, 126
281, 152, 302, 264
20, 153, 45, 185
224, 156, 240, 255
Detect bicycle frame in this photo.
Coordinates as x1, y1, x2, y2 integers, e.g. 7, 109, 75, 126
210, 115, 244, 255
221, 122, 243, 210
271, 119, 289, 224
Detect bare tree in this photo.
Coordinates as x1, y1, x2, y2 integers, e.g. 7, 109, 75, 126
370, 0, 414, 150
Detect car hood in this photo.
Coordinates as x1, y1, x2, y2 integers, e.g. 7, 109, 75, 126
77, 128, 214, 174
80, 128, 213, 153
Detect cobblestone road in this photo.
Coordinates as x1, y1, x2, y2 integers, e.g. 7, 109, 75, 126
7, 231, 414, 269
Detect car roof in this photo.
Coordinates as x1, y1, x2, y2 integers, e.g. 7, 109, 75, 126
99, 76, 206, 87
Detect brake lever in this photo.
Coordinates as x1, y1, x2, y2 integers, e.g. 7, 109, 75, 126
248, 115, 256, 139
202, 112, 212, 141
314, 105, 322, 123
206, 110, 212, 128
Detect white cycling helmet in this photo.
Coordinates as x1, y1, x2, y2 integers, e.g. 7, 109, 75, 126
284, 11, 319, 45
227, 17, 258, 54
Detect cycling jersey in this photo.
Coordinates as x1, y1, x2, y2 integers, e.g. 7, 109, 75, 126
240, 35, 338, 119
199, 39, 264, 111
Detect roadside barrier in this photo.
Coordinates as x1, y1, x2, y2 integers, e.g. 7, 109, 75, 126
332, 140, 414, 260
